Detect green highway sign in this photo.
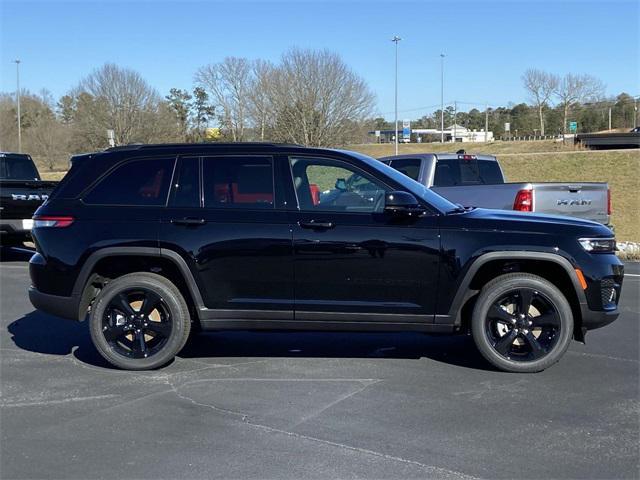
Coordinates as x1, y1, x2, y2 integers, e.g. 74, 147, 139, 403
569, 121, 578, 133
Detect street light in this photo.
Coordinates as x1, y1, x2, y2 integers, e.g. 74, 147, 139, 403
392, 36, 401, 155
14, 59, 21, 153
440, 53, 445, 143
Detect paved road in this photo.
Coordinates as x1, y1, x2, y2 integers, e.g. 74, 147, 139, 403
1, 247, 638, 479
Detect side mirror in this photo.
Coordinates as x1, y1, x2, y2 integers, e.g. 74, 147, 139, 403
384, 191, 425, 216
335, 178, 347, 191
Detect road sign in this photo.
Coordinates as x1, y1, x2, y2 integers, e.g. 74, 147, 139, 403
375, 130, 381, 137
504, 122, 510, 132
402, 119, 411, 139
569, 122, 578, 133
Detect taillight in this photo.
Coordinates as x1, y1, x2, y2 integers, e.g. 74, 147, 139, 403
33, 216, 74, 228
607, 189, 612, 215
513, 189, 533, 212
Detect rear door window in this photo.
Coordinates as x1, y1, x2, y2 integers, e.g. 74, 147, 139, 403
203, 156, 274, 209
433, 158, 503, 186
84, 157, 175, 206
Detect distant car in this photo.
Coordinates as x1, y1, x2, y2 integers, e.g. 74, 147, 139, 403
379, 152, 612, 227
631, 127, 640, 133
0, 152, 57, 246
29, 143, 623, 373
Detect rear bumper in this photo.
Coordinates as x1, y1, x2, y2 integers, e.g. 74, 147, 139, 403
0, 219, 32, 240
28, 287, 82, 321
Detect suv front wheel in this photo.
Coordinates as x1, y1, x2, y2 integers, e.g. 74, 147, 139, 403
89, 272, 191, 370
471, 273, 574, 373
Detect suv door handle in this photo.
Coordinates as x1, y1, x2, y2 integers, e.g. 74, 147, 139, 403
171, 217, 206, 226
299, 220, 335, 230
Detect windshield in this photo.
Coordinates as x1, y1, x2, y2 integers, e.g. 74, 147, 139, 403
0, 155, 39, 180
334, 150, 458, 214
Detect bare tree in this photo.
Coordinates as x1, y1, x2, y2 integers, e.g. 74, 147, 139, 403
555, 73, 605, 133
267, 48, 375, 146
194, 57, 252, 141
72, 63, 163, 147
522, 69, 559, 136
247, 60, 275, 141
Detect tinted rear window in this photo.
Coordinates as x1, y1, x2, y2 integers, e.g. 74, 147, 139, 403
84, 157, 175, 206
433, 158, 503, 186
0, 155, 39, 180
387, 158, 421, 181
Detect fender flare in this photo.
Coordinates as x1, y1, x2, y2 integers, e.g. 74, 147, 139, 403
72, 246, 205, 311
447, 251, 588, 321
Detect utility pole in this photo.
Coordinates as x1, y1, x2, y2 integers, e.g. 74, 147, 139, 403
392, 36, 401, 155
634, 96, 638, 129
608, 107, 612, 131
14, 59, 22, 153
453, 100, 457, 142
440, 53, 445, 143
485, 103, 489, 142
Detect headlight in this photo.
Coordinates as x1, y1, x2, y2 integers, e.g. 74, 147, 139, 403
578, 238, 616, 253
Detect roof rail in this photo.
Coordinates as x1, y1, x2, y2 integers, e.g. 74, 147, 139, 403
104, 142, 303, 152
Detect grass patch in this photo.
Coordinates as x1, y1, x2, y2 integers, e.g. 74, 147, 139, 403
351, 139, 585, 157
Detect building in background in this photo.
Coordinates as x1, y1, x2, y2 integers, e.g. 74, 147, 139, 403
369, 124, 494, 143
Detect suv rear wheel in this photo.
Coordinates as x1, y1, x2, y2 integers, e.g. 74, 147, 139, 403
89, 272, 191, 370
471, 273, 573, 373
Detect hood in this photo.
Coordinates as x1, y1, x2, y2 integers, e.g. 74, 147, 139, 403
447, 208, 613, 237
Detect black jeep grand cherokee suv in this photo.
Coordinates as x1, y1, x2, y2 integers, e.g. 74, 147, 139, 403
29, 143, 623, 372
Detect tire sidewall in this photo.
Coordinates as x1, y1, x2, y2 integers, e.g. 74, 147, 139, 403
472, 275, 574, 373
89, 274, 189, 370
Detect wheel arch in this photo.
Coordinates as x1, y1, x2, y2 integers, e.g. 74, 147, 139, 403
73, 247, 204, 322
450, 252, 587, 341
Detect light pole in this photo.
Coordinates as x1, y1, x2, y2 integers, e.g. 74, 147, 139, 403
440, 53, 445, 143
392, 36, 401, 155
14, 59, 22, 153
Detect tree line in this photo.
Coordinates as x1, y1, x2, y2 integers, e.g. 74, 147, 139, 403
0, 52, 637, 170
373, 69, 636, 138
0, 48, 376, 169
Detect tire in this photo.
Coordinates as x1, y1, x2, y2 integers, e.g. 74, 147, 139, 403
89, 272, 191, 370
471, 273, 573, 373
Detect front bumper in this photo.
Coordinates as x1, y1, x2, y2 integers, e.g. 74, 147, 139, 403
28, 287, 83, 321
581, 306, 619, 331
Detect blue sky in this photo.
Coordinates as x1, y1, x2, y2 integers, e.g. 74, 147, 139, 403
1, 0, 638, 119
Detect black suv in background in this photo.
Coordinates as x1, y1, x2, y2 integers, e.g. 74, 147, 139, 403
29, 144, 623, 372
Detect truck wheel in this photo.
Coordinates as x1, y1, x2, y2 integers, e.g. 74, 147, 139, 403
89, 272, 191, 370
471, 273, 573, 373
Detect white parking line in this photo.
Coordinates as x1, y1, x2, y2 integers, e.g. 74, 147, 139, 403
625, 274, 640, 277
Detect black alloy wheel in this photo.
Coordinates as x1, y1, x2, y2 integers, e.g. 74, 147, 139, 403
485, 288, 561, 362
471, 273, 573, 373
101, 288, 173, 359
89, 272, 191, 370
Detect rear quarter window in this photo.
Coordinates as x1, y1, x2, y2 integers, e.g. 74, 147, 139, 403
83, 157, 175, 206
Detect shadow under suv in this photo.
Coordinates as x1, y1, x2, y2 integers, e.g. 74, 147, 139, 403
29, 143, 624, 372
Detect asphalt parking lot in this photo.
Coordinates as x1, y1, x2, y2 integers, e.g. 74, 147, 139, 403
1, 246, 638, 480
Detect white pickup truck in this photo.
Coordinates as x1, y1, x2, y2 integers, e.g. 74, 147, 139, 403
379, 152, 611, 227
